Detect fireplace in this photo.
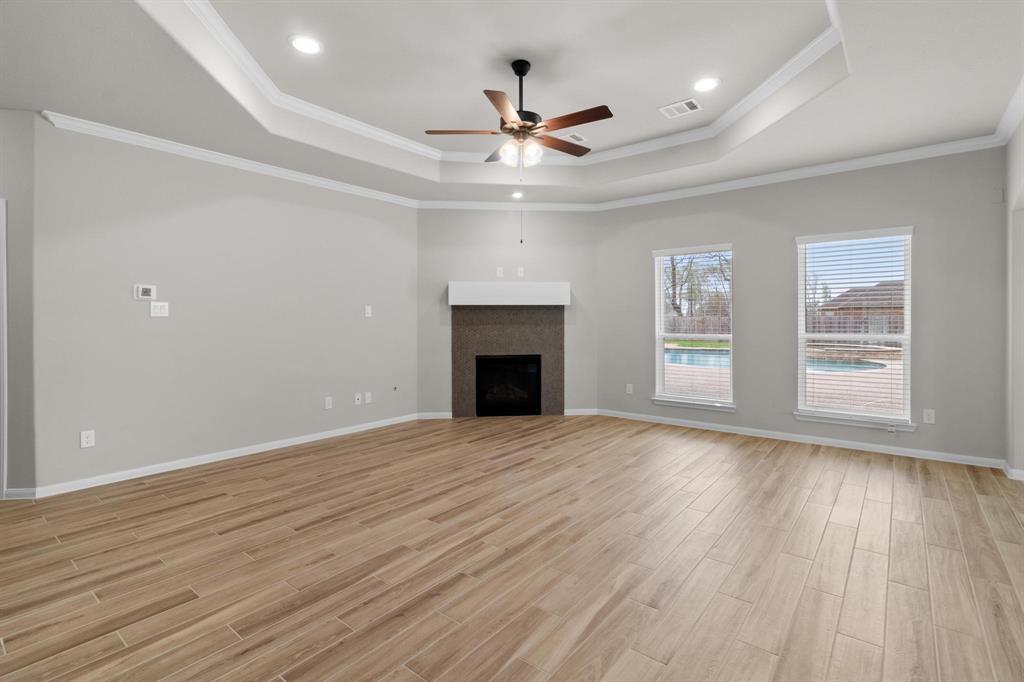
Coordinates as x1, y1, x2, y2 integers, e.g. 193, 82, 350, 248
476, 355, 542, 416
450, 305, 564, 417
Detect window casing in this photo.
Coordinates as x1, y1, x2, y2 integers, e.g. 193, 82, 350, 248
796, 228, 912, 428
654, 245, 733, 409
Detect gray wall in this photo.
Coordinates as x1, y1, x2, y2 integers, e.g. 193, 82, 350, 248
0, 111, 37, 488
30, 122, 418, 487
4, 120, 1013, 490
417, 210, 597, 414
593, 148, 1007, 460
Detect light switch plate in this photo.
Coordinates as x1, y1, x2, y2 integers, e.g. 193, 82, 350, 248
364, 305, 373, 318
626, 383, 634, 395
150, 301, 170, 317
80, 430, 95, 449
133, 284, 157, 300
517, 266, 525, 278
365, 391, 373, 404
324, 396, 333, 410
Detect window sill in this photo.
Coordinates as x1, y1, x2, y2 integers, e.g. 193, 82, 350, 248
793, 410, 917, 432
652, 396, 736, 413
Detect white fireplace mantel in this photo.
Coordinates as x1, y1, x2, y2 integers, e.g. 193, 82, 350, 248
447, 281, 571, 306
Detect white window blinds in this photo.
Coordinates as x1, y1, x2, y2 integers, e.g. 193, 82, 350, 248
654, 245, 733, 407
797, 228, 912, 424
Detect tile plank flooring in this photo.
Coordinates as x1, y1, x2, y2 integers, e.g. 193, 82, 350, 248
2, 415, 1024, 681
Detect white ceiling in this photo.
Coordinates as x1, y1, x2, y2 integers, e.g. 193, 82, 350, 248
1, 0, 1022, 206
211, 0, 830, 152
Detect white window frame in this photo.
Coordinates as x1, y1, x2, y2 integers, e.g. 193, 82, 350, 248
794, 226, 914, 431
653, 243, 735, 412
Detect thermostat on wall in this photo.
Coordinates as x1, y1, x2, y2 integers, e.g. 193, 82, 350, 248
134, 284, 157, 300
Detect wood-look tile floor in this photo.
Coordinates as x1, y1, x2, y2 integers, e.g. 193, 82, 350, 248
2, 416, 1024, 681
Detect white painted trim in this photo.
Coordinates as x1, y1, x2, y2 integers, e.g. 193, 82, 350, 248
824, 0, 850, 72
2, 488, 34, 500
387, 410, 1011, 474
41, 112, 418, 209
42, 112, 1009, 214
0, 201, 7, 499
795, 225, 913, 244
652, 243, 733, 257
447, 281, 571, 306
594, 409, 1004, 469
794, 410, 917, 432
6, 409, 1011, 499
183, 0, 841, 166
997, 76, 1024, 141
592, 136, 1006, 212
17, 413, 443, 499
416, 411, 453, 420
182, 0, 442, 160
652, 397, 736, 413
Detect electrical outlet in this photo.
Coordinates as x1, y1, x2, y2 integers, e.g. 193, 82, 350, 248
354, 393, 362, 405
923, 409, 935, 424
80, 430, 96, 449
324, 396, 333, 410
365, 391, 373, 404
496, 266, 504, 278
364, 305, 373, 318
625, 383, 634, 395
149, 301, 169, 317
516, 266, 525, 278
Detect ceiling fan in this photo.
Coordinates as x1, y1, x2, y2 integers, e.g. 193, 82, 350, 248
425, 59, 613, 167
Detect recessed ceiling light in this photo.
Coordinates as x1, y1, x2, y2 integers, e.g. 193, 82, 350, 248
289, 35, 322, 55
694, 77, 720, 92
512, 191, 524, 199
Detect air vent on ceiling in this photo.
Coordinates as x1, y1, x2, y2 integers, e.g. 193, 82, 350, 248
659, 98, 702, 119
561, 132, 587, 144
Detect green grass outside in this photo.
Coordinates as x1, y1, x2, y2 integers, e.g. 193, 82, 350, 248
665, 339, 730, 349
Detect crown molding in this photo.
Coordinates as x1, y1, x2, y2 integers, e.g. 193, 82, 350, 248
42, 110, 1010, 214
42, 111, 418, 208
997, 75, 1024, 140
422, 134, 1007, 212
178, 0, 843, 167
182, 0, 442, 160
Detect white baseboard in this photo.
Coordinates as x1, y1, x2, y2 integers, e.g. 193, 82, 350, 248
4, 408, 1016, 500
5, 412, 442, 500
594, 408, 1007, 470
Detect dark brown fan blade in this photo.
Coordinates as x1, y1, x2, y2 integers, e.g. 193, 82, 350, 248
425, 130, 501, 135
534, 134, 590, 157
484, 90, 522, 125
537, 105, 612, 133
484, 143, 505, 162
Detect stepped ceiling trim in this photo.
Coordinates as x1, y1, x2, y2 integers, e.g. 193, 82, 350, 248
140, 0, 847, 174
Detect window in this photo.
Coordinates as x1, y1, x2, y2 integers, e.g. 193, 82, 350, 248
654, 245, 733, 409
796, 228, 912, 427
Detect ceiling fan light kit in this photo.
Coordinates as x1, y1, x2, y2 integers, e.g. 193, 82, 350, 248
425, 58, 613, 167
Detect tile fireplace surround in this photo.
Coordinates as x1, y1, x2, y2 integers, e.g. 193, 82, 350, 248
450, 305, 565, 417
